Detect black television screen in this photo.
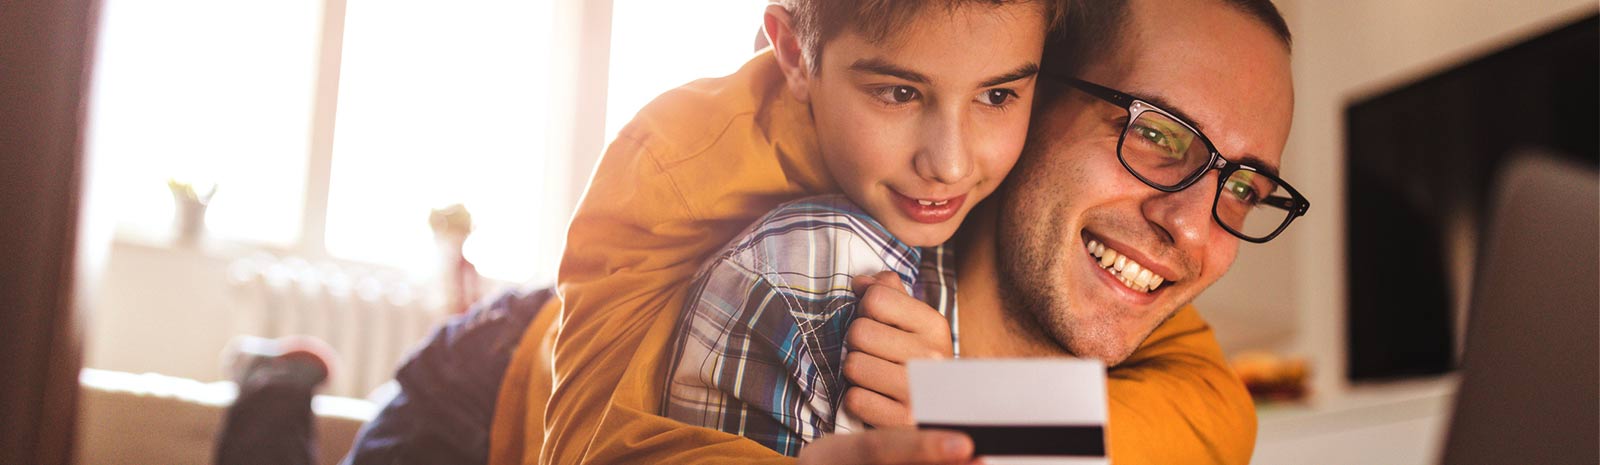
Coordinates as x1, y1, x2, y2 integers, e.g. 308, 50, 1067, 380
1344, 14, 1598, 381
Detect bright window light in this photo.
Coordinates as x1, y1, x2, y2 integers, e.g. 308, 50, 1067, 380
604, 1, 770, 142
325, 0, 560, 283
87, 0, 323, 246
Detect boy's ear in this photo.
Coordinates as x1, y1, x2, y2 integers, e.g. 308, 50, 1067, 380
763, 4, 811, 103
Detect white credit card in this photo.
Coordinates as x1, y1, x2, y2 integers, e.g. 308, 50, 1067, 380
908, 358, 1109, 465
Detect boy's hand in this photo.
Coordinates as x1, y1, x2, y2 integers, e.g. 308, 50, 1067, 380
797, 428, 977, 465
843, 271, 954, 428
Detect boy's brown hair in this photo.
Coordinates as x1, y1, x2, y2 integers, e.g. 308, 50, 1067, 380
776, 0, 1071, 73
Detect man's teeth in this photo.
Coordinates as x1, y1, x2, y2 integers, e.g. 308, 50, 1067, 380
915, 199, 950, 206
1085, 240, 1167, 293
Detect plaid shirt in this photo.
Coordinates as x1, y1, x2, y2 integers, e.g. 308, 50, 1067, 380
663, 195, 959, 456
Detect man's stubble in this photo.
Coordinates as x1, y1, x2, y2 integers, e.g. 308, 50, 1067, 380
992, 124, 1181, 365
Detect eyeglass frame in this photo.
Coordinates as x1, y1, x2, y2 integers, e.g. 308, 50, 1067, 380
1048, 75, 1311, 243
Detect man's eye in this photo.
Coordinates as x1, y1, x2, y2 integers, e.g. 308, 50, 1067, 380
977, 88, 1017, 106
1130, 123, 1188, 160
1224, 178, 1259, 204
1133, 125, 1165, 145
1132, 124, 1172, 150
873, 86, 920, 104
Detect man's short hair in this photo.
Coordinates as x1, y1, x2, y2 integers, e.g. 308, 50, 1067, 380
776, 0, 1071, 73
1041, 0, 1291, 78
1223, 0, 1291, 47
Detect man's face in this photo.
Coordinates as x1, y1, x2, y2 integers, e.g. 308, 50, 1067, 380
997, 0, 1295, 364
804, 3, 1047, 247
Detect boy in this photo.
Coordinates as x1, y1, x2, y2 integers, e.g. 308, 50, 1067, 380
660, 0, 1063, 455
661, 2, 1063, 454
490, 1, 1061, 462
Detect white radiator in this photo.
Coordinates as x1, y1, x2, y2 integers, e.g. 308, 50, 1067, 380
224, 254, 449, 398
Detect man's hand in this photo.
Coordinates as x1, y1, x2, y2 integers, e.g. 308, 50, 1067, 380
797, 429, 976, 465
843, 271, 955, 428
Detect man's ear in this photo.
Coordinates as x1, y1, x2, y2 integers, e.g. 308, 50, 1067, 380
763, 4, 811, 103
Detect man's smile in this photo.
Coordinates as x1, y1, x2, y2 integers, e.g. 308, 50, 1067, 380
1080, 233, 1177, 297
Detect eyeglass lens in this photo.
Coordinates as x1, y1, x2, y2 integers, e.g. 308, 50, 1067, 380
1120, 109, 1294, 240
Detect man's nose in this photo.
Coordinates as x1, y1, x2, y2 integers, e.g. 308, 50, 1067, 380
1142, 171, 1219, 247
913, 108, 973, 185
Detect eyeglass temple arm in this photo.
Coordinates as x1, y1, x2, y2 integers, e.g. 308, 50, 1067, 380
1261, 195, 1310, 216
1049, 74, 1136, 107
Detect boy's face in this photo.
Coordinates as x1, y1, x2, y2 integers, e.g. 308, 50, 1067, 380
801, 3, 1047, 247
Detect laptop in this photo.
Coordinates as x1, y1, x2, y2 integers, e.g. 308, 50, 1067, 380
1440, 151, 1598, 464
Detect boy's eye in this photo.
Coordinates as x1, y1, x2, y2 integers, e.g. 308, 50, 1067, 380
977, 88, 1018, 106
872, 85, 920, 105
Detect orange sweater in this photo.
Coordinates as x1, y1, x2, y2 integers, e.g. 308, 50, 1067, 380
488, 50, 1256, 465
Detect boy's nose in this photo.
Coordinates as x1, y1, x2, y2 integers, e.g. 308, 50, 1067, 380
914, 111, 973, 185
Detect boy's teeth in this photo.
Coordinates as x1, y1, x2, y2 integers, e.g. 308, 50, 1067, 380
915, 199, 950, 206
1084, 239, 1169, 293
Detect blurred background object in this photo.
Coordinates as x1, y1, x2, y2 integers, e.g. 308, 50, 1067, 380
1344, 14, 1597, 383
1437, 152, 1598, 465
1231, 352, 1310, 403
168, 179, 217, 247
430, 203, 481, 315
0, 0, 100, 464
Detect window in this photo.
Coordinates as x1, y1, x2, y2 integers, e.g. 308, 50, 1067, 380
88, 0, 778, 283
604, 0, 769, 141
88, 0, 323, 247
324, 0, 560, 282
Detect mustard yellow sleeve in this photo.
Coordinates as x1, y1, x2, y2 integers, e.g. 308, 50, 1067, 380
540, 130, 784, 463
522, 51, 833, 464
1106, 305, 1258, 465
547, 307, 797, 464
489, 283, 797, 464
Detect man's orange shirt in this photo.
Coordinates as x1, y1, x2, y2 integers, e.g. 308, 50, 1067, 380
488, 50, 1257, 465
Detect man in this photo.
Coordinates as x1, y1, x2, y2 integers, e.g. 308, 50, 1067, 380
820, 1, 1301, 462
484, 0, 1305, 463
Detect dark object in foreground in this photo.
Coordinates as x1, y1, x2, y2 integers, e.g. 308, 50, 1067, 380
917, 423, 1106, 457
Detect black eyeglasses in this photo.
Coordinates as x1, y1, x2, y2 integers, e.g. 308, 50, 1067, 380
1053, 76, 1310, 243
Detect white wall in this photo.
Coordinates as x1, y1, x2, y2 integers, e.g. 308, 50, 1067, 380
85, 240, 239, 383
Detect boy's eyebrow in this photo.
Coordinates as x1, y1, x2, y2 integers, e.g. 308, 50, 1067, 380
979, 63, 1040, 88
849, 57, 929, 84
849, 58, 1040, 89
